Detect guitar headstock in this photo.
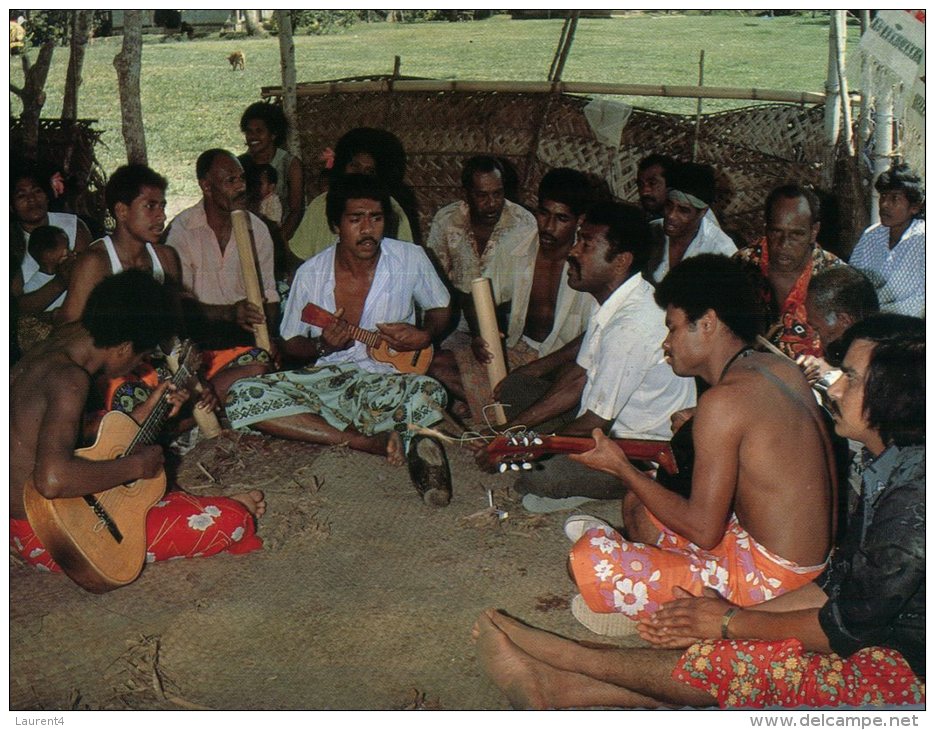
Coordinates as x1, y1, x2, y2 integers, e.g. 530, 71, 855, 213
301, 302, 335, 329
166, 338, 202, 386
487, 430, 548, 472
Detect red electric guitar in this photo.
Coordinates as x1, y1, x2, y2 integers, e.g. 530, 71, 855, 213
300, 302, 433, 375
486, 430, 678, 475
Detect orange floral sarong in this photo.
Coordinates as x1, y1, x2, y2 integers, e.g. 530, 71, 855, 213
569, 515, 825, 621
675, 639, 925, 708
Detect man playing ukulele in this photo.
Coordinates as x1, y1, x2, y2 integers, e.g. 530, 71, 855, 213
10, 271, 264, 578
224, 174, 452, 465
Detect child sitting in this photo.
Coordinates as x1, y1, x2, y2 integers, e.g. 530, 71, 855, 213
247, 163, 283, 226
23, 225, 72, 312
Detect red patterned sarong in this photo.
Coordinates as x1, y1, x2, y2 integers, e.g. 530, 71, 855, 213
675, 639, 925, 708
10, 491, 262, 573
569, 515, 824, 620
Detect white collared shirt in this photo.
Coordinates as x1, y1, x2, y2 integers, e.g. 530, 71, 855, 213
849, 218, 924, 317
576, 275, 696, 439
650, 214, 737, 283
280, 237, 450, 374
488, 234, 592, 357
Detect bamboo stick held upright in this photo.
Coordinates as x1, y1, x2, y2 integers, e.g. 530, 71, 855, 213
471, 277, 508, 425
231, 210, 272, 352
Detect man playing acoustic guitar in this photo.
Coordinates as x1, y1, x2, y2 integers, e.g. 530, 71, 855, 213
10, 271, 265, 578
224, 174, 452, 470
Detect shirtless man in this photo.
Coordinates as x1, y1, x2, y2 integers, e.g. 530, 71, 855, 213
566, 254, 834, 627
474, 167, 594, 369
224, 174, 451, 466
10, 271, 264, 574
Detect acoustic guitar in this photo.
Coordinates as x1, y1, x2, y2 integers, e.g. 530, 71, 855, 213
486, 430, 679, 476
300, 302, 433, 375
22, 342, 201, 594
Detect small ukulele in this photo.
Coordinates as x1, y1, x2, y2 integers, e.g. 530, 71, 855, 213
300, 302, 433, 375
486, 430, 679, 476
22, 342, 201, 593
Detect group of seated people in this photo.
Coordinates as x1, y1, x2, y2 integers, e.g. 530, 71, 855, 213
9, 111, 925, 709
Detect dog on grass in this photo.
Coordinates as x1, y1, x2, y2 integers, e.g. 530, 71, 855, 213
228, 50, 245, 71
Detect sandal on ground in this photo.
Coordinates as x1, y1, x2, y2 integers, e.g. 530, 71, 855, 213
571, 594, 641, 637
407, 434, 452, 507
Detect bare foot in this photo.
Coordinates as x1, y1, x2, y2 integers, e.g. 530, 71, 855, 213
474, 611, 550, 710
386, 431, 404, 466
231, 489, 266, 518
486, 609, 610, 672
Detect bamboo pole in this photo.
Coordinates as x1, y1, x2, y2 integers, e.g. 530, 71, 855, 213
692, 51, 705, 162
833, 11, 854, 157
549, 12, 579, 83
231, 210, 272, 352
869, 86, 894, 226
262, 79, 827, 105
823, 13, 842, 157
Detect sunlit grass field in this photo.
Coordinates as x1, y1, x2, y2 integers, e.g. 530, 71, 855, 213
10, 13, 860, 213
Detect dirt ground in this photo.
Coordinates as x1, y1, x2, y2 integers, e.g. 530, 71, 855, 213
9, 428, 645, 711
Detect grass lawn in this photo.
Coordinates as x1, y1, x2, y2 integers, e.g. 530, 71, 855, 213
10, 13, 861, 213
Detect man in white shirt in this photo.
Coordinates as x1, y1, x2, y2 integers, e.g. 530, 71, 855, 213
647, 162, 736, 284
225, 175, 452, 473
848, 163, 924, 317
478, 202, 696, 512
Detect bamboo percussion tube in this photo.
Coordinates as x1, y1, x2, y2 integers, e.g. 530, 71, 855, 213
231, 209, 272, 352
471, 277, 508, 425
165, 346, 222, 439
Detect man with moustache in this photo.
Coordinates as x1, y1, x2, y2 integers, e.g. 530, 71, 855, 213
478, 202, 696, 512
734, 184, 844, 359
225, 175, 452, 476
165, 149, 280, 353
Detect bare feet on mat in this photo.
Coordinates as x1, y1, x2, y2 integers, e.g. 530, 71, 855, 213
385, 431, 405, 466
231, 489, 266, 518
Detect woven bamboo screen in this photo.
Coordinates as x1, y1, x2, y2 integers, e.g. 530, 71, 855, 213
290, 84, 828, 246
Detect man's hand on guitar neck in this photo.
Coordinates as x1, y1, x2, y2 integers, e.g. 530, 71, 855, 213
568, 427, 636, 481
376, 322, 431, 353
130, 381, 191, 425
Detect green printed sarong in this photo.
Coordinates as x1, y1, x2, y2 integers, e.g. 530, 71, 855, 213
225, 363, 447, 451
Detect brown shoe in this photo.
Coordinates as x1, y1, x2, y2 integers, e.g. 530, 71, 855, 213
407, 435, 452, 507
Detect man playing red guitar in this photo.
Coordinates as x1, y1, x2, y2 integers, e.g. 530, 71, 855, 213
10, 271, 265, 577
224, 174, 452, 467
566, 254, 835, 629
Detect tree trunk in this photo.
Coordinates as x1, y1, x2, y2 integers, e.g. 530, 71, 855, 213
62, 10, 94, 121
276, 11, 299, 158
113, 10, 147, 164
244, 10, 268, 37
10, 40, 56, 160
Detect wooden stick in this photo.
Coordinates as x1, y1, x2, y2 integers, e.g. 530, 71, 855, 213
262, 79, 829, 105
756, 334, 790, 359
230, 210, 272, 352
471, 277, 507, 425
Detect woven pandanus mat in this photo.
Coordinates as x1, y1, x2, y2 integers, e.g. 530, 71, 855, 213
294, 85, 829, 246
10, 432, 643, 710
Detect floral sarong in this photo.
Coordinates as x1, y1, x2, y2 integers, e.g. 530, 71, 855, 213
10, 491, 262, 572
675, 639, 925, 708
569, 515, 824, 621
224, 362, 447, 452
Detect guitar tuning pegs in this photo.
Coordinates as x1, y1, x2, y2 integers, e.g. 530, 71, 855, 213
532, 437, 543, 445
510, 463, 521, 471
521, 436, 530, 446
521, 462, 532, 470
498, 462, 509, 473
